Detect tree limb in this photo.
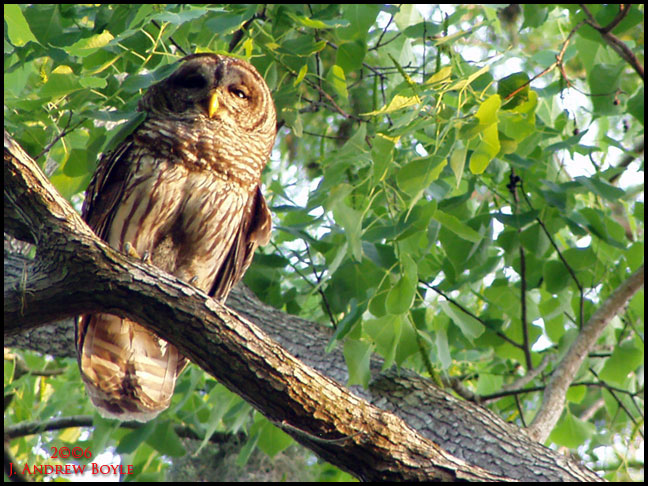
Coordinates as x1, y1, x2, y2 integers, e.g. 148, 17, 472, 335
527, 264, 644, 442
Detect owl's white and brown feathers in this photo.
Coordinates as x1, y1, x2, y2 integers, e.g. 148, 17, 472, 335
76, 53, 276, 422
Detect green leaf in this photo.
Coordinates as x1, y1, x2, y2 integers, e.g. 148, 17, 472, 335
396, 155, 446, 197
545, 130, 587, 153
365, 315, 399, 368
522, 4, 549, 28
432, 314, 452, 369
67, 30, 114, 57
279, 38, 327, 57
327, 64, 348, 100
293, 63, 308, 87
117, 422, 155, 454
468, 95, 501, 174
627, 86, 644, 126
544, 260, 570, 293
79, 76, 107, 89
285, 12, 350, 30
550, 412, 595, 449
498, 72, 530, 110
599, 342, 643, 386
371, 133, 396, 183
402, 21, 442, 38
449, 143, 467, 187
363, 93, 420, 116
588, 63, 623, 116
494, 210, 539, 229
4, 4, 38, 46
433, 210, 483, 243
147, 422, 185, 457
476, 373, 503, 395
440, 301, 484, 340
425, 65, 452, 86
336, 40, 367, 73
449, 64, 491, 91
332, 199, 363, 261
327, 299, 364, 351
475, 94, 501, 125
574, 176, 625, 201
339, 4, 381, 40
257, 419, 293, 457
385, 275, 417, 315
343, 339, 372, 388
566, 385, 587, 404
39, 73, 81, 98
579, 207, 626, 249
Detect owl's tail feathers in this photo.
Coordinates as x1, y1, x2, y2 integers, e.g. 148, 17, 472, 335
76, 314, 186, 422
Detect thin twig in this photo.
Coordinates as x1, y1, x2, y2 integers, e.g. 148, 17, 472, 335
508, 170, 533, 370
422, 282, 523, 349
503, 19, 584, 103
35, 112, 84, 162
152, 19, 187, 56
518, 180, 585, 329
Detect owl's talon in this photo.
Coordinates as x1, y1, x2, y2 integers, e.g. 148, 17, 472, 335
189, 276, 199, 285
124, 242, 149, 262
124, 242, 138, 258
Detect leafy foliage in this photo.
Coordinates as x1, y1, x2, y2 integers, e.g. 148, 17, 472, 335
5, 4, 644, 481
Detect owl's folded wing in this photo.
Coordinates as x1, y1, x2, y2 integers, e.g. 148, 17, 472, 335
209, 185, 272, 301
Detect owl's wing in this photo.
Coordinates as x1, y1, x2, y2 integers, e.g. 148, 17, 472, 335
209, 186, 272, 301
82, 140, 135, 239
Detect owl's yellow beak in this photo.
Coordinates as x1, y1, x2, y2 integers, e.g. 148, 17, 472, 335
208, 92, 219, 118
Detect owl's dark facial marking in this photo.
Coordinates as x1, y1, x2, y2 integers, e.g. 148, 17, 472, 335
169, 69, 208, 91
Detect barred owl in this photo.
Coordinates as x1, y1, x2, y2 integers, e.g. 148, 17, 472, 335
76, 53, 276, 422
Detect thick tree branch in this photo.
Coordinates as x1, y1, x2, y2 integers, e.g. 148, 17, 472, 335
527, 264, 644, 442
5, 131, 603, 481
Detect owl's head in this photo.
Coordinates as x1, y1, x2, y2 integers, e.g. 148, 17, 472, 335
140, 53, 276, 140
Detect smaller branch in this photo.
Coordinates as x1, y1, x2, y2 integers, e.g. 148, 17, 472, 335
5, 350, 65, 380
609, 140, 644, 185
588, 368, 641, 430
4, 445, 29, 482
598, 4, 631, 33
4, 415, 243, 444
527, 264, 644, 442
503, 19, 584, 103
152, 20, 187, 56
519, 181, 585, 329
494, 354, 552, 399
422, 282, 523, 349
579, 4, 644, 80
371, 13, 396, 51
228, 8, 266, 53
579, 398, 605, 422
34, 113, 84, 163
481, 385, 545, 402
508, 171, 532, 370
514, 394, 528, 428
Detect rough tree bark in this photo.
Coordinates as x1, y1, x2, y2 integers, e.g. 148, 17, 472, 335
5, 131, 608, 481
